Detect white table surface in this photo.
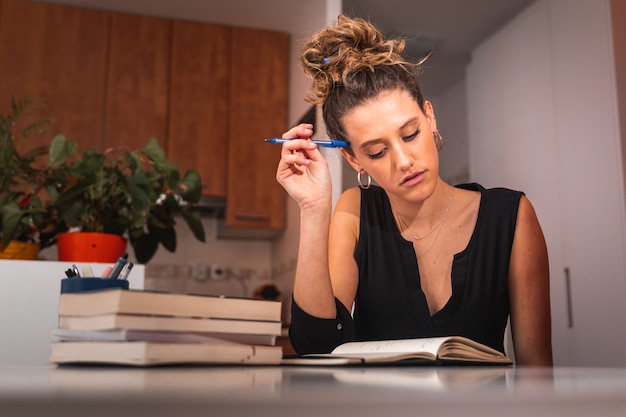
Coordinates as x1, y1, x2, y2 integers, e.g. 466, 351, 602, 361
1, 365, 625, 417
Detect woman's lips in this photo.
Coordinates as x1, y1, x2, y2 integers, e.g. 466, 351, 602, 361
401, 171, 425, 186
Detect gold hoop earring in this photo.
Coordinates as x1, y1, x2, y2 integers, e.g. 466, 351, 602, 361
433, 131, 443, 151
357, 170, 371, 189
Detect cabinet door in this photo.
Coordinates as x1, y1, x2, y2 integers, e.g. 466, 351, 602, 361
0, 0, 108, 152
548, 0, 626, 366
225, 27, 288, 235
104, 12, 170, 152
168, 21, 231, 198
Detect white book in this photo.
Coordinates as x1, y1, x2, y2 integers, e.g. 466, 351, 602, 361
50, 328, 277, 346
58, 313, 282, 336
50, 340, 283, 366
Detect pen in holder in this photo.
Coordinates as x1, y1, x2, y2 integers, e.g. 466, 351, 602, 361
60, 277, 129, 294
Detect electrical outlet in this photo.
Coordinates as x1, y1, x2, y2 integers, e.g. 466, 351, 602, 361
195, 263, 210, 282
211, 265, 227, 280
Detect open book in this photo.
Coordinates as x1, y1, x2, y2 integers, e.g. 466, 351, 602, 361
282, 336, 512, 366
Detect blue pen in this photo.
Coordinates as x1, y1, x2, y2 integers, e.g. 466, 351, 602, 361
265, 138, 349, 148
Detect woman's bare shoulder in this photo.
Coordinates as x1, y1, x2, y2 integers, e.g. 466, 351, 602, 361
331, 187, 361, 240
335, 187, 361, 215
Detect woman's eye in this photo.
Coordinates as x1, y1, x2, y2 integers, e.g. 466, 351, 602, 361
368, 148, 386, 160
402, 129, 420, 141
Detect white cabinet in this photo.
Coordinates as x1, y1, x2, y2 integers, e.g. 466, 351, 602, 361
467, 0, 626, 365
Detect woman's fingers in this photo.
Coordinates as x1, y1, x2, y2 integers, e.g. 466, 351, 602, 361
274, 123, 333, 204
278, 152, 310, 173
282, 123, 314, 140
277, 137, 326, 176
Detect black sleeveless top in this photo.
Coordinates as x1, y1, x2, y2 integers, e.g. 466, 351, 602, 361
289, 183, 523, 355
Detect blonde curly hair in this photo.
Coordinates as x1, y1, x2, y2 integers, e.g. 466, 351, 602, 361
300, 14, 428, 151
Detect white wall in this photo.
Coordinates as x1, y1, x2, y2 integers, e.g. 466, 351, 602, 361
430, 79, 470, 185
467, 0, 626, 365
0, 260, 144, 365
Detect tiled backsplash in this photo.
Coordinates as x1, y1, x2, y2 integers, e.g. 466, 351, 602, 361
144, 259, 296, 324
144, 262, 271, 297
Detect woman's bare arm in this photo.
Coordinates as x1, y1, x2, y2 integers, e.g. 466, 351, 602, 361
508, 196, 553, 366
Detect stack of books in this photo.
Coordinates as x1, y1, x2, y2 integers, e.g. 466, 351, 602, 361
49, 288, 284, 366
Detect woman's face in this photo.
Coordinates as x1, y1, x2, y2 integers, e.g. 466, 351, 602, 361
341, 88, 439, 203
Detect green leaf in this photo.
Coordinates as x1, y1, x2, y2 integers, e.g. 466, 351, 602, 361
131, 233, 159, 265
21, 118, 52, 138
142, 137, 168, 170
19, 144, 48, 162
151, 223, 177, 252
181, 207, 206, 242
2, 202, 25, 244
177, 169, 203, 203
59, 201, 86, 229
49, 134, 77, 166
54, 177, 93, 207
128, 170, 153, 211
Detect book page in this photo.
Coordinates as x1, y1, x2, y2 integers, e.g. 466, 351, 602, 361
331, 337, 451, 356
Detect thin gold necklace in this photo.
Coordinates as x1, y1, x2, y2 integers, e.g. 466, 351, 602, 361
395, 187, 454, 242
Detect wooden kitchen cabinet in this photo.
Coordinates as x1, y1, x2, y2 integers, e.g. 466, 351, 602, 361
220, 27, 289, 237
168, 20, 231, 198
168, 22, 289, 237
104, 12, 170, 152
0, 0, 289, 237
0, 0, 109, 152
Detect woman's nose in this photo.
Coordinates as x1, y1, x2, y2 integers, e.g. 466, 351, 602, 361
393, 145, 413, 170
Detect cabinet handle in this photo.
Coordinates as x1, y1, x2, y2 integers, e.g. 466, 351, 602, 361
564, 267, 574, 328
234, 213, 268, 221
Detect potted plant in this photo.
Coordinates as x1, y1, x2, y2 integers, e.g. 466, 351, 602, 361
49, 134, 206, 264
0, 96, 61, 259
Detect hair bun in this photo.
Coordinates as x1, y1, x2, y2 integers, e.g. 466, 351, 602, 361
300, 14, 416, 104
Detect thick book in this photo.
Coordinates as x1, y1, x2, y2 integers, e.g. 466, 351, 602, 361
50, 328, 278, 347
57, 289, 282, 322
58, 313, 282, 337
49, 341, 283, 366
48, 366, 283, 393
282, 336, 512, 365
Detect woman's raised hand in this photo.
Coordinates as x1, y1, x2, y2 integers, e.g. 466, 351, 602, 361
275, 123, 332, 210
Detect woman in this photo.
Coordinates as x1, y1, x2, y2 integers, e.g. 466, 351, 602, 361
276, 15, 552, 366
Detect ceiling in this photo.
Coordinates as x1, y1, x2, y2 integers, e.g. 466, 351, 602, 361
343, 0, 536, 95
38, 0, 536, 96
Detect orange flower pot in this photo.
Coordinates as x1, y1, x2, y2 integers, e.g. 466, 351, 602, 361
57, 232, 127, 263
0, 241, 40, 260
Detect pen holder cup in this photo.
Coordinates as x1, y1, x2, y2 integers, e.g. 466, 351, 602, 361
60, 278, 129, 294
